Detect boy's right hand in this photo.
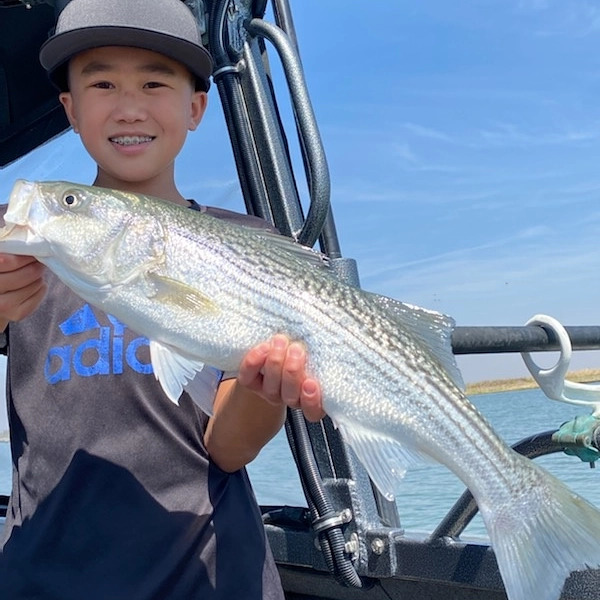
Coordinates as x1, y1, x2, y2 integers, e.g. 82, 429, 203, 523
0, 254, 47, 327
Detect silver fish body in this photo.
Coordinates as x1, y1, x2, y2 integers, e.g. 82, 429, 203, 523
1, 179, 600, 600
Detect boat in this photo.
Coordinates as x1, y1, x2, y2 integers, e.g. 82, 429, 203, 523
1, 1, 600, 599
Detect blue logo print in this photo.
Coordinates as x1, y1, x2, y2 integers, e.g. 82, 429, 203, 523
45, 304, 152, 384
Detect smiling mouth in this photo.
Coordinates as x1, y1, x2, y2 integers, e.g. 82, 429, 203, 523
110, 135, 154, 146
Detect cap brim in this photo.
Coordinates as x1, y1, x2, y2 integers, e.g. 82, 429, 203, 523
40, 26, 212, 90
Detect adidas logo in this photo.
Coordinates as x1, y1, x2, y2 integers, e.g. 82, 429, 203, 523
45, 304, 152, 384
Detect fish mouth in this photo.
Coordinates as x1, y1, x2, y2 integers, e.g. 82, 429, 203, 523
0, 179, 51, 256
0, 223, 26, 241
0, 223, 51, 257
4, 179, 35, 226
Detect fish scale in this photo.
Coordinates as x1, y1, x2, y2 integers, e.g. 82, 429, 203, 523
1, 179, 600, 600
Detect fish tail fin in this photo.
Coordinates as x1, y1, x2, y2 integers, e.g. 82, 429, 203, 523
482, 459, 600, 600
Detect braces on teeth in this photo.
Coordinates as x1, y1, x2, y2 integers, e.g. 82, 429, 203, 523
111, 136, 153, 145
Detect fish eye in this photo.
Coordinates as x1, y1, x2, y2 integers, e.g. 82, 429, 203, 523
62, 190, 80, 207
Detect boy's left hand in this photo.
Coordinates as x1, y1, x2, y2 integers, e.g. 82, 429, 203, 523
237, 334, 325, 422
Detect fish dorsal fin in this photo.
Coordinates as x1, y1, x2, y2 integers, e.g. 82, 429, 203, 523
333, 415, 430, 501
367, 293, 464, 390
149, 340, 205, 405
246, 227, 330, 270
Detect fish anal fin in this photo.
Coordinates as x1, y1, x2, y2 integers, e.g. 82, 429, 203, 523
335, 417, 428, 501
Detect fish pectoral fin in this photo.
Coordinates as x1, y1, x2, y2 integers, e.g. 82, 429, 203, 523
334, 416, 429, 501
149, 340, 206, 405
147, 273, 219, 314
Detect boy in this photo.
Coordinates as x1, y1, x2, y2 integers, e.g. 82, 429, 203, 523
0, 0, 323, 597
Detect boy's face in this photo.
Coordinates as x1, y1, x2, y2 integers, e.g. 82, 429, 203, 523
59, 46, 207, 190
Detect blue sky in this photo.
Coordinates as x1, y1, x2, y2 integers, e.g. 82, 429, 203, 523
1, 0, 600, 422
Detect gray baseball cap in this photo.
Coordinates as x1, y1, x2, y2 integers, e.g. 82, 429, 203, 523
39, 0, 213, 92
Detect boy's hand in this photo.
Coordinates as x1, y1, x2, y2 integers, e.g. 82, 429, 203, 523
0, 254, 47, 325
237, 334, 325, 422
207, 334, 324, 471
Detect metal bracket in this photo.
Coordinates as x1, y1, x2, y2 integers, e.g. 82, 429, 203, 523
312, 508, 353, 535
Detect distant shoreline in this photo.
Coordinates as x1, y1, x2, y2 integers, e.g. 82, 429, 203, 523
466, 368, 600, 396
0, 430, 8, 443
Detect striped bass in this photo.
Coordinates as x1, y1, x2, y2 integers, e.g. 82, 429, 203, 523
1, 179, 600, 600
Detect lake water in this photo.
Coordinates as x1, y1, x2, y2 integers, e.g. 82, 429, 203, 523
1, 387, 599, 538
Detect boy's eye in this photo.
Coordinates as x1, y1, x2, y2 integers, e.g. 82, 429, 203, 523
144, 81, 166, 89
92, 81, 114, 89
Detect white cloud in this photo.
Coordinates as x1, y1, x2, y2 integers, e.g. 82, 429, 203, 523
401, 122, 454, 143
476, 122, 600, 148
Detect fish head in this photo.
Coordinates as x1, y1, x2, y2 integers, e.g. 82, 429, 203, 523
0, 179, 157, 294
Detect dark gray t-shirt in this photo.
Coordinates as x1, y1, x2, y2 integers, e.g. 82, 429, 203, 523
0, 203, 285, 599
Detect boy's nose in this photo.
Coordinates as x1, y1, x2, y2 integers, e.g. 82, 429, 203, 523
112, 91, 147, 122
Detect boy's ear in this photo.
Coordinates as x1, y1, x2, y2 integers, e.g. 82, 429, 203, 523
189, 91, 208, 132
59, 92, 79, 133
